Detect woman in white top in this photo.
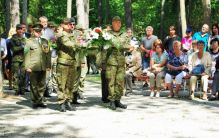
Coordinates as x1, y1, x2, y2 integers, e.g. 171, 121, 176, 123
0, 37, 8, 93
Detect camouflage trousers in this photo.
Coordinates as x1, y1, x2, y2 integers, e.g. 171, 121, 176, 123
12, 62, 25, 94
30, 71, 46, 104
106, 65, 125, 101
79, 58, 88, 93
73, 66, 81, 95
56, 63, 78, 104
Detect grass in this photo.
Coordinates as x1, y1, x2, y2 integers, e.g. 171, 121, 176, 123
85, 74, 101, 83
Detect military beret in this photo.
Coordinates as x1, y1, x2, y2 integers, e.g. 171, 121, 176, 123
112, 16, 121, 22
16, 24, 23, 30
32, 23, 43, 31
62, 18, 71, 24
70, 17, 76, 24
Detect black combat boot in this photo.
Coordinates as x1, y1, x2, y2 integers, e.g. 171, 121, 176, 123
109, 101, 116, 110
72, 93, 81, 104
37, 103, 47, 108
115, 100, 127, 109
60, 103, 66, 112
66, 102, 76, 111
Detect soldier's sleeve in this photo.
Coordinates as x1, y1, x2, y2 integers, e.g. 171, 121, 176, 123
24, 40, 31, 70
122, 34, 132, 51
11, 37, 25, 54
61, 35, 79, 51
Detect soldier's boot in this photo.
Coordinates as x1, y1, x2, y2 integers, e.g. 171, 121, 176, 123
72, 93, 81, 104
44, 87, 52, 97
109, 101, 116, 110
115, 100, 127, 109
60, 103, 66, 112
66, 102, 76, 111
37, 103, 47, 108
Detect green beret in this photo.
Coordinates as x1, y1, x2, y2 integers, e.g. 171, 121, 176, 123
112, 16, 121, 22
62, 18, 71, 24
32, 23, 43, 31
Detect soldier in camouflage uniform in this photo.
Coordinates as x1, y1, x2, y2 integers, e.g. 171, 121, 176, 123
24, 24, 51, 109
105, 16, 131, 110
56, 18, 80, 112
11, 24, 26, 95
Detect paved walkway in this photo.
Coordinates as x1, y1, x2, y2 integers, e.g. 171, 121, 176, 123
0, 80, 219, 138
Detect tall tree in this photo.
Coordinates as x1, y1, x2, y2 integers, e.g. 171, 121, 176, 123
160, 0, 165, 40
202, 0, 211, 25
5, 0, 11, 35
124, 0, 132, 28
22, 0, 28, 24
76, 0, 89, 29
180, 0, 187, 36
97, 0, 103, 26
105, 0, 110, 24
67, 0, 72, 18
10, 0, 20, 28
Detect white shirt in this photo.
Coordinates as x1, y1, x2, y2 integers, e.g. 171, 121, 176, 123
0, 38, 7, 56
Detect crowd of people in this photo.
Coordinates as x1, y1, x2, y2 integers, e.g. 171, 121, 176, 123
0, 15, 219, 112
124, 23, 219, 102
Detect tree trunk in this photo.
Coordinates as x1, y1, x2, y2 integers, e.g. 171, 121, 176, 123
180, 0, 187, 37
76, 0, 89, 29
10, 0, 20, 28
160, 0, 165, 40
84, 0, 89, 29
98, 0, 103, 26
5, 0, 11, 36
105, 0, 110, 24
67, 0, 72, 18
202, 0, 211, 25
22, 0, 28, 24
124, 0, 132, 29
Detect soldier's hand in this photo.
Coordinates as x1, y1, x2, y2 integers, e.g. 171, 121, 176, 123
26, 68, 32, 73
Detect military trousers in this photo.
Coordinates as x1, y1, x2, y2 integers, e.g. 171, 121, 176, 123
56, 63, 77, 104
106, 65, 125, 101
30, 71, 46, 104
12, 61, 25, 94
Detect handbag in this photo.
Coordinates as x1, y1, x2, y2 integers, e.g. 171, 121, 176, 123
191, 64, 205, 75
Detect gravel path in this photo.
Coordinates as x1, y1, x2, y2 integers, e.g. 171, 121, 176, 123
0, 80, 219, 138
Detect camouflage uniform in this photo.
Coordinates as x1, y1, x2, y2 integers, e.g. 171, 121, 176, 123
56, 31, 79, 104
106, 31, 131, 101
11, 34, 26, 95
24, 37, 51, 104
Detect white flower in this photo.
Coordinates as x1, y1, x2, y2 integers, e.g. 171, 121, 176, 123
90, 31, 99, 39
102, 32, 112, 40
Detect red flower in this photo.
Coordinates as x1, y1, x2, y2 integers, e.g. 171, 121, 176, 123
95, 28, 102, 33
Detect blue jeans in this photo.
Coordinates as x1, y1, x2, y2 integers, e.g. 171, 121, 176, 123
142, 56, 150, 70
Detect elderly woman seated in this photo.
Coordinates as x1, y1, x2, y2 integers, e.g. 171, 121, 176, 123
165, 40, 188, 98
125, 45, 142, 96
188, 40, 212, 100
147, 39, 167, 97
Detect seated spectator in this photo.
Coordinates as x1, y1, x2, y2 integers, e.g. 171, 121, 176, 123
182, 26, 193, 53
165, 40, 188, 98
163, 25, 181, 56
188, 40, 212, 100
125, 45, 142, 96
147, 39, 167, 97
192, 24, 209, 51
208, 38, 219, 101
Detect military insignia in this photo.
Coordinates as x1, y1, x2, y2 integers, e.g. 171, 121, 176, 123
41, 40, 50, 53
